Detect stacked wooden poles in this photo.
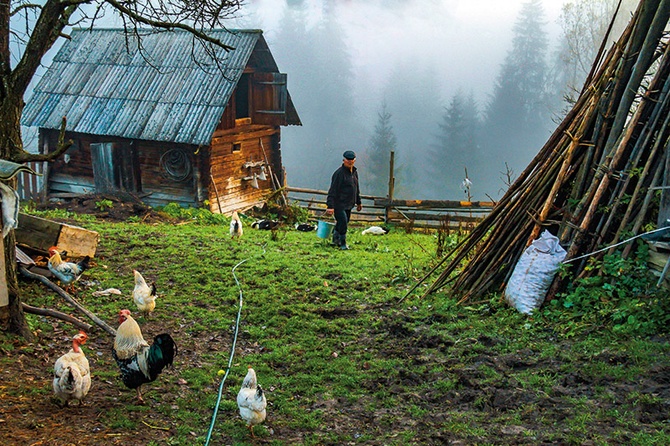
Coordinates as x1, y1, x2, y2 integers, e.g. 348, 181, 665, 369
412, 0, 670, 303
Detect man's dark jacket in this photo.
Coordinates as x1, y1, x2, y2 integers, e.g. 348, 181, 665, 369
327, 165, 361, 210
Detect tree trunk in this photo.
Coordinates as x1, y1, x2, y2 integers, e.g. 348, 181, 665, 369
0, 87, 34, 340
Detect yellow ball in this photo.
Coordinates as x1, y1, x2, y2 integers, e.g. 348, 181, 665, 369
217, 369, 225, 376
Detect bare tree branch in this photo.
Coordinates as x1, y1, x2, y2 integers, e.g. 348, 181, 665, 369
22, 303, 94, 332
12, 116, 72, 163
104, 0, 238, 51
19, 266, 116, 337
10, 4, 42, 17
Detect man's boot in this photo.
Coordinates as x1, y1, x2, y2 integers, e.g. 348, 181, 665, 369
340, 235, 349, 250
332, 230, 340, 246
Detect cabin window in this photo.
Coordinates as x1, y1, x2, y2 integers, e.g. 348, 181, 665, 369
235, 73, 251, 119
255, 72, 287, 114
232, 142, 241, 153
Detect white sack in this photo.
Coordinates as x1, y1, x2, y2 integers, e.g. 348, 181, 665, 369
504, 230, 567, 314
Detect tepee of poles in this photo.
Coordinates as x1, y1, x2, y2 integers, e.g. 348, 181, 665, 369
410, 0, 670, 303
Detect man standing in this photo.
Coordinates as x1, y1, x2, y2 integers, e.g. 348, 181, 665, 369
326, 150, 362, 250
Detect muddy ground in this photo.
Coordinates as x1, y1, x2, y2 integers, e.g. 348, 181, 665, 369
2, 317, 669, 445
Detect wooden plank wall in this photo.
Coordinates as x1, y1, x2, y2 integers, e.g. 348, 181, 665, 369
209, 124, 280, 215
136, 141, 197, 208
17, 161, 45, 201
44, 130, 95, 197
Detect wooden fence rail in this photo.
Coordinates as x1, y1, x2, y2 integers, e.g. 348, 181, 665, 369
285, 186, 495, 230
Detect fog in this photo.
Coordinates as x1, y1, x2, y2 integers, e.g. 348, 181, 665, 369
20, 0, 635, 202
231, 0, 572, 200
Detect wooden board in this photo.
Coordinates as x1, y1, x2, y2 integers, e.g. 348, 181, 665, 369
15, 213, 99, 257
0, 233, 8, 308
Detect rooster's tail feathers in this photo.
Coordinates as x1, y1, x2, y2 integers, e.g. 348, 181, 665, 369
146, 334, 176, 379
58, 365, 81, 392
78, 256, 91, 272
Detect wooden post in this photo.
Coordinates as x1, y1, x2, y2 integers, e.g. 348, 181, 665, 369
0, 229, 8, 311
386, 151, 395, 224
658, 143, 670, 226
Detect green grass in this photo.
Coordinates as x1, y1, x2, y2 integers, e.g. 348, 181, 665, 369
3, 209, 670, 445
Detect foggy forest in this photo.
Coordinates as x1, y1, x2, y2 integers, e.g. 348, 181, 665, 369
19, 0, 640, 202
232, 0, 638, 201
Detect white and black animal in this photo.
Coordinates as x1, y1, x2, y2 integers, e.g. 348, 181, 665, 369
237, 366, 267, 438
53, 331, 91, 407
230, 211, 243, 239
361, 226, 389, 235
294, 223, 315, 232
251, 219, 280, 230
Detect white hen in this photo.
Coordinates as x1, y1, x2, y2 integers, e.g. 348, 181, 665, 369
133, 269, 157, 318
361, 226, 389, 235
53, 331, 91, 406
237, 366, 267, 438
230, 211, 243, 239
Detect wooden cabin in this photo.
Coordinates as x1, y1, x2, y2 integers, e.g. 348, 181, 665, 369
21, 28, 301, 214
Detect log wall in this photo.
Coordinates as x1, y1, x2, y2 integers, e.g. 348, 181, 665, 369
208, 123, 282, 215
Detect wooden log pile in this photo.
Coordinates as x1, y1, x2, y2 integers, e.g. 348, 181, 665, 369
417, 0, 670, 302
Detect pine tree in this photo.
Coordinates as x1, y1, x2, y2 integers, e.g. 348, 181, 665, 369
272, 1, 363, 189
382, 63, 442, 198
430, 91, 480, 198
482, 0, 552, 191
364, 102, 397, 196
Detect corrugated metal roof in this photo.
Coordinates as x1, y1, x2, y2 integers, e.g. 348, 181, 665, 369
21, 28, 282, 145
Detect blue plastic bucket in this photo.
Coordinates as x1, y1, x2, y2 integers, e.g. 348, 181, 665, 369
316, 220, 335, 239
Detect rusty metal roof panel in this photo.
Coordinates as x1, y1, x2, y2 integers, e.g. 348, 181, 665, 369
21, 28, 300, 145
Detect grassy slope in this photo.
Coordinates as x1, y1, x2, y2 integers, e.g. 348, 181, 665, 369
2, 215, 669, 445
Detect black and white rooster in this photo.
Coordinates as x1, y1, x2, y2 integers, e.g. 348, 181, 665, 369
112, 309, 176, 403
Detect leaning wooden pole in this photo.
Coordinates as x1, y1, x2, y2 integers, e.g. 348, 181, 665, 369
19, 267, 116, 337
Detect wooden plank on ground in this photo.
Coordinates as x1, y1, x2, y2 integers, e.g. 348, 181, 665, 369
16, 213, 99, 257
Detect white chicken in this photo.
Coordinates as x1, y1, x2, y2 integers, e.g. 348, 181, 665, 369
361, 226, 389, 235
230, 211, 243, 239
132, 269, 157, 318
237, 366, 267, 438
53, 331, 91, 407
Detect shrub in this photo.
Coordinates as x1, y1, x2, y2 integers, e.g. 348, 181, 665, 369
543, 243, 670, 336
